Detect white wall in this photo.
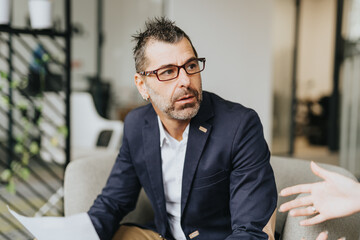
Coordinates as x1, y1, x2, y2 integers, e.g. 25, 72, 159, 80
71, 0, 97, 87
71, 0, 162, 99
102, 0, 163, 116
166, 0, 274, 142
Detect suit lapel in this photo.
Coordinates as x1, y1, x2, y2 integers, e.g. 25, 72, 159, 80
142, 107, 167, 221
181, 93, 214, 214
141, 93, 215, 219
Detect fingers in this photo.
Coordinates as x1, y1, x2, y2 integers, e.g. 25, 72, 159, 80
279, 162, 330, 197
279, 195, 312, 212
280, 184, 312, 197
301, 231, 328, 240
315, 231, 328, 240
310, 161, 332, 180
301, 231, 345, 240
300, 214, 326, 226
289, 206, 318, 217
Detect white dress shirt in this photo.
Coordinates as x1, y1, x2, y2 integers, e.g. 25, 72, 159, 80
158, 116, 188, 240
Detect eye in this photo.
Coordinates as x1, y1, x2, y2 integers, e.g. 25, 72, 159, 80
158, 67, 176, 76
186, 61, 199, 71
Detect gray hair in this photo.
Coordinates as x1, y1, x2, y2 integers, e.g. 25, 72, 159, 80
132, 17, 198, 72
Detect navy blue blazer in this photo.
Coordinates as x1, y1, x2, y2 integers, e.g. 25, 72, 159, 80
88, 91, 277, 240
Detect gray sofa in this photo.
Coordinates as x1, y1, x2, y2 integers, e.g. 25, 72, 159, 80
64, 153, 360, 239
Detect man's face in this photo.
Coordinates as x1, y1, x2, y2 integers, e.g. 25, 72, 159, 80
136, 38, 202, 121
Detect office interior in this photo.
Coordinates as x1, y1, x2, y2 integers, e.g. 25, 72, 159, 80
0, 0, 359, 239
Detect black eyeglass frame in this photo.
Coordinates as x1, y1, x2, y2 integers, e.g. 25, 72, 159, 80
138, 57, 206, 82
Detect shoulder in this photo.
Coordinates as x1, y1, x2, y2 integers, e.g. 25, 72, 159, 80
123, 103, 154, 129
204, 91, 259, 121
202, 91, 264, 143
125, 103, 152, 119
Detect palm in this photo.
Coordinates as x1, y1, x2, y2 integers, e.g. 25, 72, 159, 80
279, 161, 360, 225
310, 174, 359, 221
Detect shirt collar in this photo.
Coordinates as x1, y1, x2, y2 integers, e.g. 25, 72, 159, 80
157, 116, 189, 147
158, 116, 169, 147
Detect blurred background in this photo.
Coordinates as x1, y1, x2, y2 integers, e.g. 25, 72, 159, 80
0, 0, 359, 239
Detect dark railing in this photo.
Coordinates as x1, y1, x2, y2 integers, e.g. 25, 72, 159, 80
0, 1, 71, 239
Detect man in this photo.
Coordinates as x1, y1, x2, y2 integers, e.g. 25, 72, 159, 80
88, 17, 277, 240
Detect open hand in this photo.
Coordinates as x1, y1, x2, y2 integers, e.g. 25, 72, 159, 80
279, 161, 360, 226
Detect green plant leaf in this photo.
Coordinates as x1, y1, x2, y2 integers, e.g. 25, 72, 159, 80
22, 118, 31, 130
1, 169, 12, 182
36, 117, 42, 126
14, 143, 24, 154
20, 167, 30, 180
30, 142, 39, 155
57, 126, 68, 137
6, 179, 16, 194
15, 135, 24, 144
0, 71, 8, 79
42, 54, 50, 62
17, 101, 28, 110
1, 96, 9, 106
35, 58, 42, 65
11, 161, 22, 173
22, 152, 30, 165
35, 105, 43, 112
10, 80, 20, 89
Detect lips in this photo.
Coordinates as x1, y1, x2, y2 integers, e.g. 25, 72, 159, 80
175, 94, 197, 106
176, 95, 194, 102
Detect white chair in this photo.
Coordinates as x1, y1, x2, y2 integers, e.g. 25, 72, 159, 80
40, 92, 123, 164
70, 92, 123, 151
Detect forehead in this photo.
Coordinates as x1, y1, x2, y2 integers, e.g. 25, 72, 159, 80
144, 38, 196, 69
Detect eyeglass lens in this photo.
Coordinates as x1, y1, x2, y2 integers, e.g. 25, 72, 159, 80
157, 59, 204, 81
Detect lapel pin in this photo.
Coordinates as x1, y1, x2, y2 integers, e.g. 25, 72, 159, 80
189, 230, 200, 239
199, 126, 207, 133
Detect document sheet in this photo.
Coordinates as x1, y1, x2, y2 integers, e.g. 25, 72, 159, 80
8, 206, 100, 240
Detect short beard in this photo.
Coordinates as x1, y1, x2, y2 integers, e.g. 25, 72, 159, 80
145, 83, 202, 120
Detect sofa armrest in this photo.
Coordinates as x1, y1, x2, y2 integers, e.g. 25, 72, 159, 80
64, 150, 154, 225
64, 150, 117, 216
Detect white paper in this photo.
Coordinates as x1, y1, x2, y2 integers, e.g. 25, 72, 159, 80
7, 206, 100, 240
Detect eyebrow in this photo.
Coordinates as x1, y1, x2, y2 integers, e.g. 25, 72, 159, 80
155, 57, 197, 70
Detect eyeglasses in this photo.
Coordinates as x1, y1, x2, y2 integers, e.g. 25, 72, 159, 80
138, 58, 206, 81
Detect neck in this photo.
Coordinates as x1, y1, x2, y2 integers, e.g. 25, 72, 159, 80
159, 115, 190, 141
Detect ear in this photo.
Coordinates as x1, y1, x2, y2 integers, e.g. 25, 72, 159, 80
134, 73, 149, 101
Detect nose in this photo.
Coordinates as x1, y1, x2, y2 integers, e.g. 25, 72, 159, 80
177, 67, 191, 87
